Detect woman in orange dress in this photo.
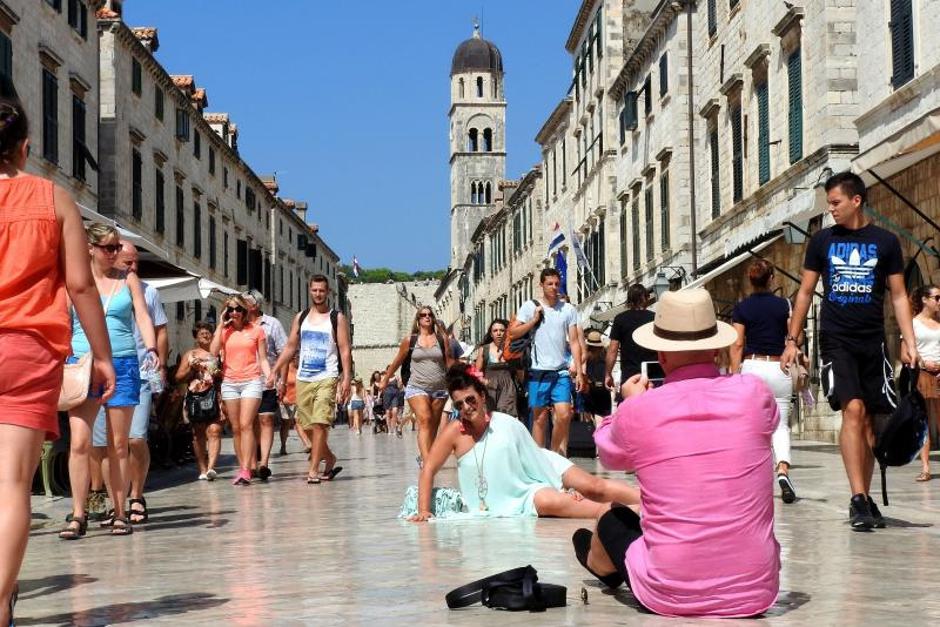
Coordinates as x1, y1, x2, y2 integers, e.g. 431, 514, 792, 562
0, 96, 115, 626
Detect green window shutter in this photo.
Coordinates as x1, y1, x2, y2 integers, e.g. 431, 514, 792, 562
707, 0, 717, 37
644, 75, 652, 117
710, 127, 720, 219
660, 170, 670, 250
731, 104, 743, 203
623, 91, 637, 132
644, 185, 654, 261
757, 82, 770, 185
631, 197, 641, 273
659, 53, 668, 97
890, 0, 915, 88
787, 48, 803, 164
131, 149, 142, 219
619, 201, 628, 277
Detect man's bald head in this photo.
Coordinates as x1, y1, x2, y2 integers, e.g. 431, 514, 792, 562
117, 240, 139, 273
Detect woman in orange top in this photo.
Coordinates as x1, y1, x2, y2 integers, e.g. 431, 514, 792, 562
0, 96, 115, 627
210, 295, 270, 485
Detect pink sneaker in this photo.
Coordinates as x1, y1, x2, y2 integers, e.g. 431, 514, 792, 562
232, 469, 251, 486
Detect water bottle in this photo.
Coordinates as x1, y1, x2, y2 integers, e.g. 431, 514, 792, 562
142, 352, 163, 395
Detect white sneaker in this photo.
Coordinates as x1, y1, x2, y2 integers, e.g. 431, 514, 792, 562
198, 473, 208, 481
206, 469, 217, 481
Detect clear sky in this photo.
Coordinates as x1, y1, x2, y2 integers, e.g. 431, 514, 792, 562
124, 1, 575, 272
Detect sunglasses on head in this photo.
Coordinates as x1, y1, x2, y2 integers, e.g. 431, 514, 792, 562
93, 243, 121, 254
227, 305, 247, 314
452, 395, 480, 412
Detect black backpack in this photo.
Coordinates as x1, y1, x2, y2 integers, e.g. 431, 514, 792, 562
297, 308, 342, 375
874, 366, 929, 505
445, 565, 566, 612
400, 332, 447, 386
505, 300, 543, 371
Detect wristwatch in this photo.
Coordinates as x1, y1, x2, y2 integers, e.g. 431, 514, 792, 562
785, 335, 798, 345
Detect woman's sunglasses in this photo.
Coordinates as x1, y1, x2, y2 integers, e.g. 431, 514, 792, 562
227, 306, 247, 314
929, 295, 940, 302
453, 395, 480, 412
419, 312, 434, 319
93, 243, 121, 254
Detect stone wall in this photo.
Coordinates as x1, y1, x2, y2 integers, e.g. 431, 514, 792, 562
349, 282, 439, 378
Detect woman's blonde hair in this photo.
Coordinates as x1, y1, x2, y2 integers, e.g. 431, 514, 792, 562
85, 222, 118, 246
224, 295, 250, 311
410, 306, 437, 335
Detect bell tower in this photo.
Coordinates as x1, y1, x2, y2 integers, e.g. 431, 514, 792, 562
449, 21, 506, 269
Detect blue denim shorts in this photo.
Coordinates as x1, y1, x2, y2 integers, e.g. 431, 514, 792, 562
92, 379, 151, 446
528, 371, 573, 408
67, 354, 140, 408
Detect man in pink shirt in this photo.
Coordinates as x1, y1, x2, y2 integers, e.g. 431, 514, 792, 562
573, 289, 780, 617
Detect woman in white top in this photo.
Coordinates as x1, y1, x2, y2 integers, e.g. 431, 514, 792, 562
907, 285, 940, 481
348, 378, 365, 435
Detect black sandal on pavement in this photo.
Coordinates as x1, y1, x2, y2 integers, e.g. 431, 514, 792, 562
572, 529, 624, 589
110, 516, 133, 536
58, 515, 87, 541
129, 498, 148, 524
320, 466, 343, 481
99, 509, 116, 528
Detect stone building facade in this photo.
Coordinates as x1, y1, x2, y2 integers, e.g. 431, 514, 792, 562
96, 2, 342, 360
1, 0, 100, 211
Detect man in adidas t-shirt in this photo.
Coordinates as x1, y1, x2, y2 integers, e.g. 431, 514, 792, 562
782, 171, 917, 531
270, 274, 352, 483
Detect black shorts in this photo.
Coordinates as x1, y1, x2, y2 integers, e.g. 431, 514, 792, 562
596, 504, 643, 588
259, 389, 280, 415
819, 334, 896, 414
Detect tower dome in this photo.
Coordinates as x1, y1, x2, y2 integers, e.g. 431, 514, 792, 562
451, 23, 503, 76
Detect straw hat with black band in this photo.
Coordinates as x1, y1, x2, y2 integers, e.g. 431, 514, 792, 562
632, 289, 737, 352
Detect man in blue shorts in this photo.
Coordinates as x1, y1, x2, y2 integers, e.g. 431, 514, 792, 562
510, 268, 586, 454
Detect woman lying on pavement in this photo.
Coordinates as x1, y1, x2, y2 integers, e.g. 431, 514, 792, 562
409, 363, 639, 521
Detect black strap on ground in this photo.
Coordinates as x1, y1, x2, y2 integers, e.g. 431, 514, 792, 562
445, 565, 535, 609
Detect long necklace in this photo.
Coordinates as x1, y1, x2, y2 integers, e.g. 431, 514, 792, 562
472, 423, 490, 511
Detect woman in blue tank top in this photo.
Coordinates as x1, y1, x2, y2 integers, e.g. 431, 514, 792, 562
60, 223, 158, 540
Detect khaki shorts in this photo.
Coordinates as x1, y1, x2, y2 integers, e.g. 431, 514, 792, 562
296, 377, 338, 428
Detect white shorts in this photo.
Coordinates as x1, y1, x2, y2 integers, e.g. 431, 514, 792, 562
221, 379, 264, 401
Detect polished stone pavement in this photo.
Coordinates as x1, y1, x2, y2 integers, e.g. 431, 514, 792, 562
18, 428, 940, 626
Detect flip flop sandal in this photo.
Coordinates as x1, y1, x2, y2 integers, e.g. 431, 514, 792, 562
129, 498, 148, 524
320, 466, 343, 481
58, 515, 87, 541
306, 475, 321, 484
572, 529, 624, 589
916, 471, 931, 482
110, 516, 133, 536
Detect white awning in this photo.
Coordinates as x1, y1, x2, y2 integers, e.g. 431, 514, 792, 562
77, 204, 168, 259
144, 276, 241, 304
717, 188, 820, 256
683, 235, 783, 292
854, 106, 940, 183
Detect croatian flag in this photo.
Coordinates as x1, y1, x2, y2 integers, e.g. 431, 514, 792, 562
352, 256, 361, 278
547, 222, 565, 255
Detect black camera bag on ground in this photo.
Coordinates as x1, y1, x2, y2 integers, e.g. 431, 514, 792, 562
446, 565, 566, 612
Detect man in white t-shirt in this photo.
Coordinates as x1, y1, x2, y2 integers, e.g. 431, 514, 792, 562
510, 268, 586, 454
270, 274, 352, 483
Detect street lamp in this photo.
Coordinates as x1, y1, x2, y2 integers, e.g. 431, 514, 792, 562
652, 266, 688, 300
652, 271, 671, 301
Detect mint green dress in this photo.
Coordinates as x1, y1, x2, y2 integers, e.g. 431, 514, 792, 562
456, 412, 574, 517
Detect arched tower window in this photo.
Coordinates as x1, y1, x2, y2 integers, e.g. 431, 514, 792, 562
468, 128, 478, 152
483, 128, 493, 152
492, 77, 497, 98
470, 182, 478, 205
476, 76, 484, 98
458, 78, 465, 99
485, 182, 492, 204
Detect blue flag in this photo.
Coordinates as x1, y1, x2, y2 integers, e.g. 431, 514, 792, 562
554, 250, 568, 295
